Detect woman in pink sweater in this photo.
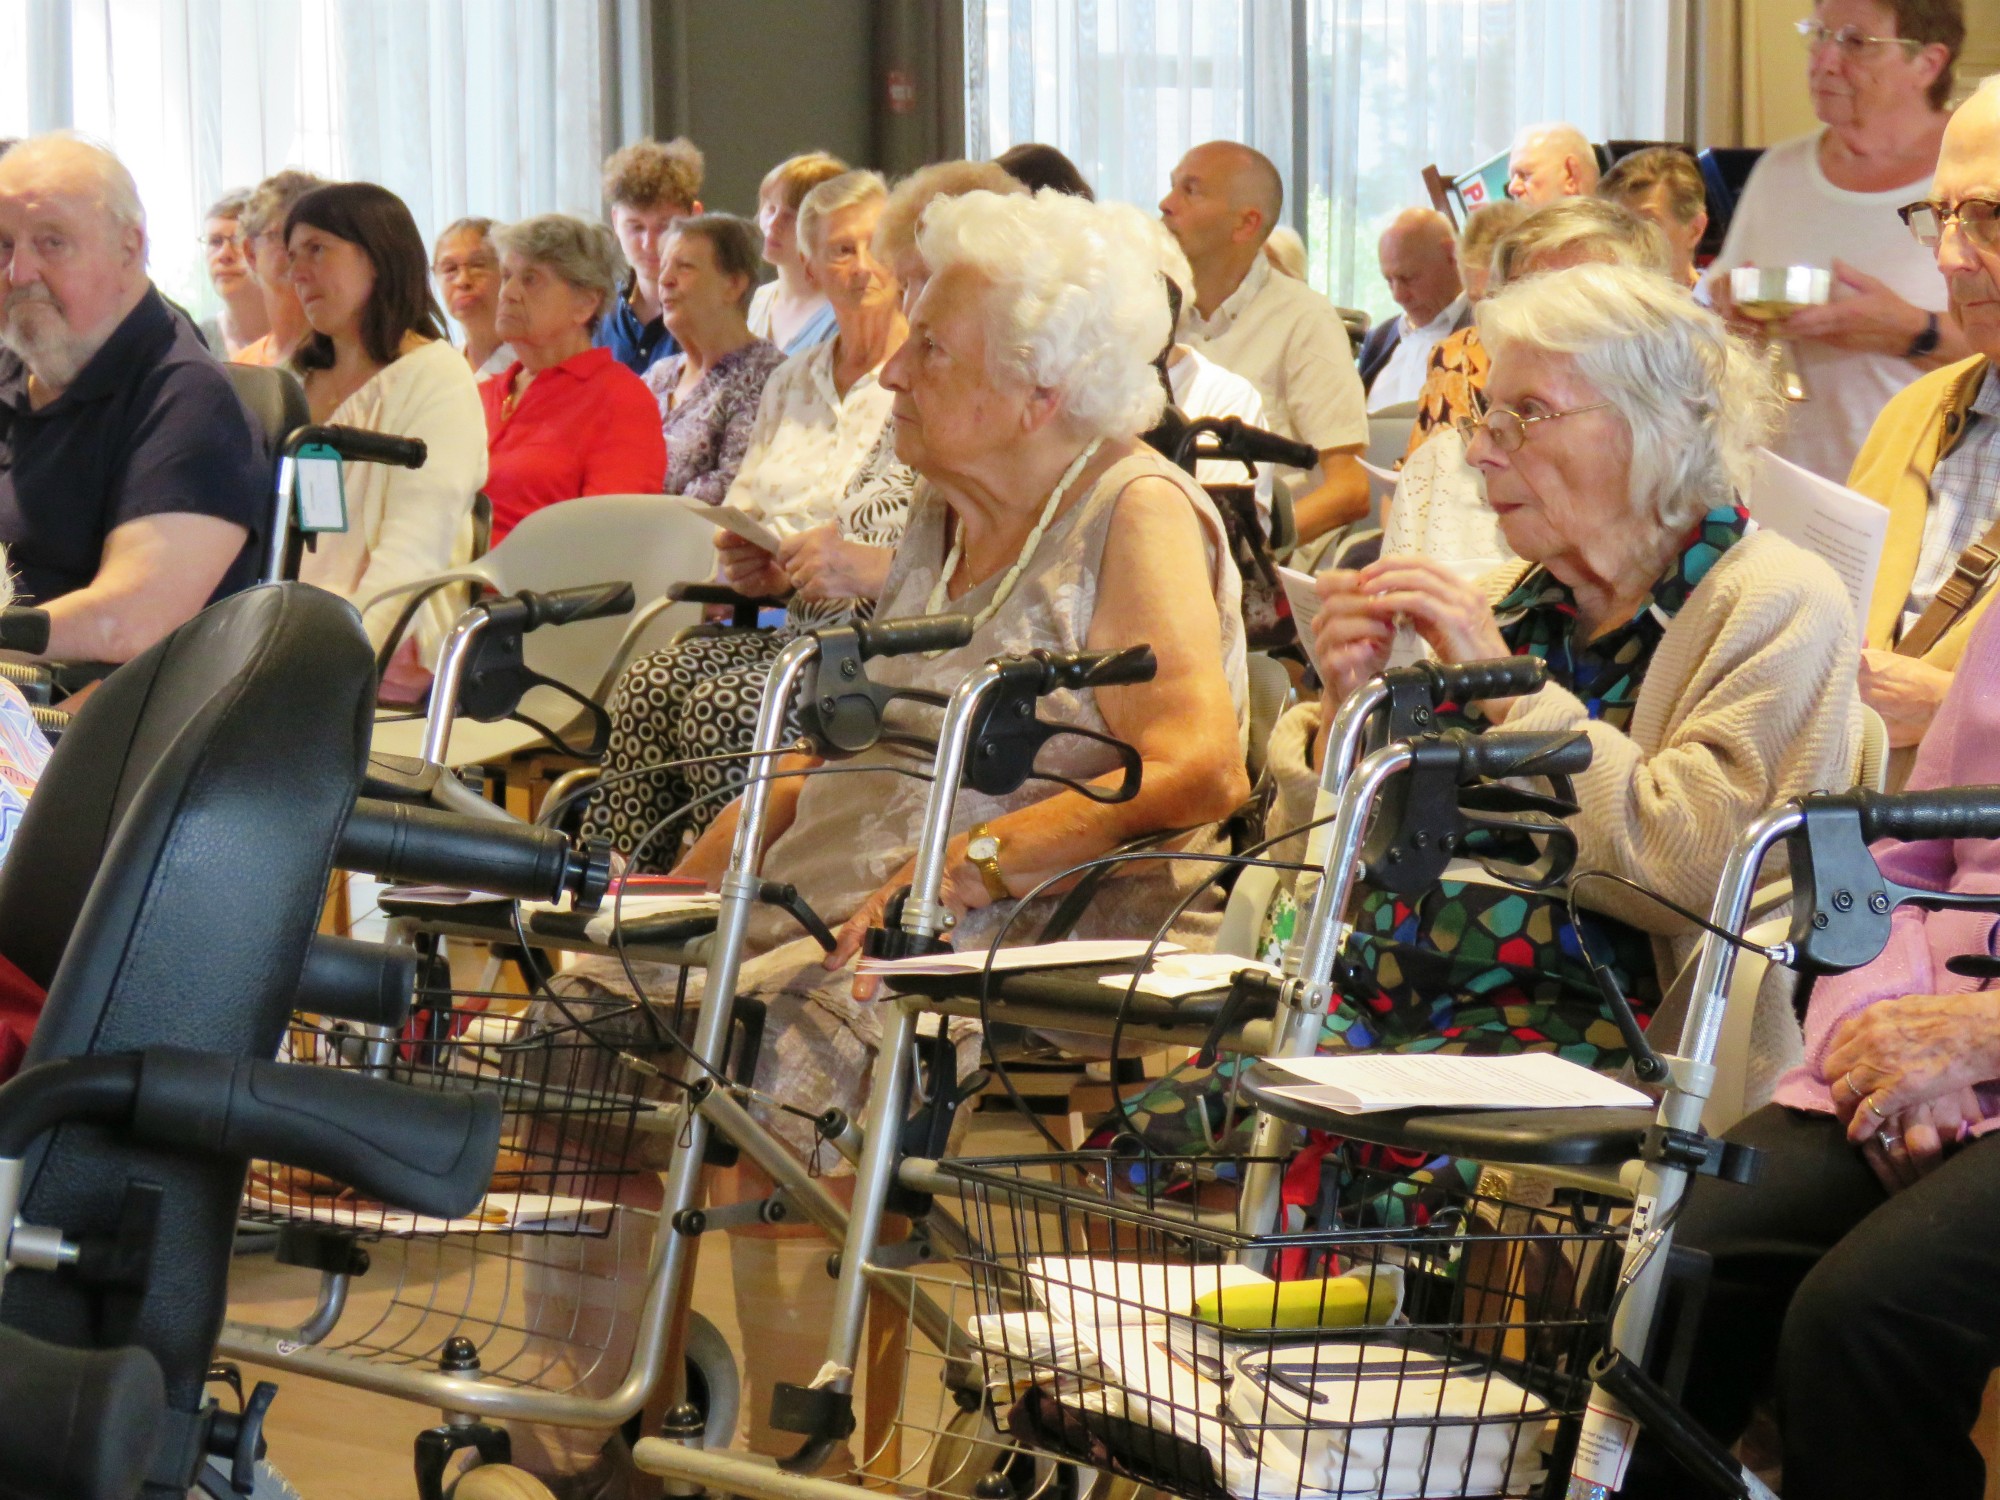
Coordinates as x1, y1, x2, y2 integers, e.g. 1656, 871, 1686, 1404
1633, 599, 2000, 1500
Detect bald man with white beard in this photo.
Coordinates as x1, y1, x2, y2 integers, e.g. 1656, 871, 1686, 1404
0, 133, 265, 666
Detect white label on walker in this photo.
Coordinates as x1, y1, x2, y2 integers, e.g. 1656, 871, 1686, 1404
295, 454, 348, 533
1628, 1192, 1657, 1245
1574, 1400, 1639, 1488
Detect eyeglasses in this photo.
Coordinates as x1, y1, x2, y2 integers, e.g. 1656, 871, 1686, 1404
1793, 17, 1923, 60
1453, 401, 1611, 454
198, 231, 242, 253
1898, 198, 2000, 253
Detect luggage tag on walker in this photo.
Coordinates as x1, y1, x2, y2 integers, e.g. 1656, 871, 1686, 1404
292, 444, 349, 534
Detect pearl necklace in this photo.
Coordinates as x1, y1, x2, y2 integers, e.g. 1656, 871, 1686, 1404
924, 438, 1103, 645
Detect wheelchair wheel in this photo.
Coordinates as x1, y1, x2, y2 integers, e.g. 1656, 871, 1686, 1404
925, 1404, 1082, 1500
682, 1306, 740, 1451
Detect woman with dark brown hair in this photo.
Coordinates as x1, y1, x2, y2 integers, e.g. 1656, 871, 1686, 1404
285, 182, 487, 690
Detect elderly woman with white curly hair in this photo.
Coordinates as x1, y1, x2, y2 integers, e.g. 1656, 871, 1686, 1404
1116, 263, 1862, 1197
543, 187, 1249, 1476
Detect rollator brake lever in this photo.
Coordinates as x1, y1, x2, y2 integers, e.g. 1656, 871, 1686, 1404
1947, 953, 2000, 980
861, 886, 952, 962
758, 880, 837, 952
798, 616, 969, 755
1195, 968, 1287, 1066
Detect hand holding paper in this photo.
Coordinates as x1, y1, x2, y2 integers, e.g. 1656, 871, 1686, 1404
670, 494, 785, 555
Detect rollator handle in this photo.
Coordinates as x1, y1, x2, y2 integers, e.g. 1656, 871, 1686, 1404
0, 1325, 164, 1500
485, 582, 636, 632
1452, 728, 1593, 783
1392, 655, 1549, 708
1173, 415, 1320, 473
1817, 786, 2000, 845
1030, 643, 1158, 692
338, 798, 614, 910
0, 605, 50, 655
131, 1047, 502, 1220
283, 423, 427, 469
292, 934, 417, 1029
852, 613, 975, 660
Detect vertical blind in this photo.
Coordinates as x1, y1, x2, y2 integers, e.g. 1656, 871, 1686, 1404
965, 0, 1680, 320
0, 0, 648, 323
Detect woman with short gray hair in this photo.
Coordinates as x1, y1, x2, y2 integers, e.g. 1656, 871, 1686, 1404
480, 213, 666, 542
1121, 260, 1862, 1172
1327, 259, 1855, 1054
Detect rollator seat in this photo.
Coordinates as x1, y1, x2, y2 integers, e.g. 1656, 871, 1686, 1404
1241, 1061, 1653, 1167
377, 888, 717, 965
888, 963, 1276, 1043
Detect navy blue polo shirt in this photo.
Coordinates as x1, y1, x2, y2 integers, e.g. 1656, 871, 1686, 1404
0, 287, 267, 606
595, 273, 681, 375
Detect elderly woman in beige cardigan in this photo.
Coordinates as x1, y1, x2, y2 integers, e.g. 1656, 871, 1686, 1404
1116, 263, 1860, 1169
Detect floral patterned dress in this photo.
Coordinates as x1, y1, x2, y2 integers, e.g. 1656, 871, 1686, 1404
1106, 504, 1755, 1225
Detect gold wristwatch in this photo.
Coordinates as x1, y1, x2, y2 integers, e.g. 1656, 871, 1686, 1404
965, 823, 1009, 902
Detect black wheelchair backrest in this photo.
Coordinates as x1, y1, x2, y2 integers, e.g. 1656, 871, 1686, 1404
0, 584, 375, 1429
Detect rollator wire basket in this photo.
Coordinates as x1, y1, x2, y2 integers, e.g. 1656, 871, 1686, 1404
244, 984, 663, 1240
940, 1152, 1627, 1500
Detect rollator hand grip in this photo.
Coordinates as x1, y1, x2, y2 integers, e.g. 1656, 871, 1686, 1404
1454, 728, 1593, 783
132, 1048, 502, 1220
1403, 656, 1548, 705
489, 582, 636, 631
292, 934, 416, 1029
293, 423, 428, 469
1193, 416, 1320, 472
0, 605, 50, 655
338, 798, 612, 909
852, 613, 975, 659
1820, 786, 2000, 844
0, 1326, 164, 1500
1038, 644, 1158, 692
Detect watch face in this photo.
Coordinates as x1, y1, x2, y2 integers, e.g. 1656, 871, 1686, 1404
968, 834, 999, 862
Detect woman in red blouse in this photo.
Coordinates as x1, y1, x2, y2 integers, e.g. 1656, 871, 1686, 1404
482, 214, 667, 541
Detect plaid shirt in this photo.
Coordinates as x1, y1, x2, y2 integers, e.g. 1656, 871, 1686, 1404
1904, 367, 2000, 634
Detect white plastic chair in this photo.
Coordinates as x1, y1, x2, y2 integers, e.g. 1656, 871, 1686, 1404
368, 494, 722, 770
1365, 400, 1418, 483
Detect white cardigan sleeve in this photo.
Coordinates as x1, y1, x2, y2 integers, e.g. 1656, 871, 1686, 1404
350, 346, 489, 651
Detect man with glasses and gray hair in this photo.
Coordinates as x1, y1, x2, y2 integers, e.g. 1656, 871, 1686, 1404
1704, 0, 1968, 484
1842, 75, 2000, 769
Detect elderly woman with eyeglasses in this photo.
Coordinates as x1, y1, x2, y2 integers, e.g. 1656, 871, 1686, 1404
1113, 264, 1862, 1206
1704, 0, 1970, 485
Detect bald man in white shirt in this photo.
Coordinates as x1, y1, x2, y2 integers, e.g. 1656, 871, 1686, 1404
1161, 140, 1370, 542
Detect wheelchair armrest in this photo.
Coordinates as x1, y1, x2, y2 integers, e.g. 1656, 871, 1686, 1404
667, 581, 789, 629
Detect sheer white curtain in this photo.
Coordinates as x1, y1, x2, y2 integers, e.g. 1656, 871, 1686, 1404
965, 0, 1292, 221
0, 0, 645, 322
965, 0, 1680, 317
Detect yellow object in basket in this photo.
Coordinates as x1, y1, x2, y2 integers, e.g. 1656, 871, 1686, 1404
1193, 1270, 1400, 1331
